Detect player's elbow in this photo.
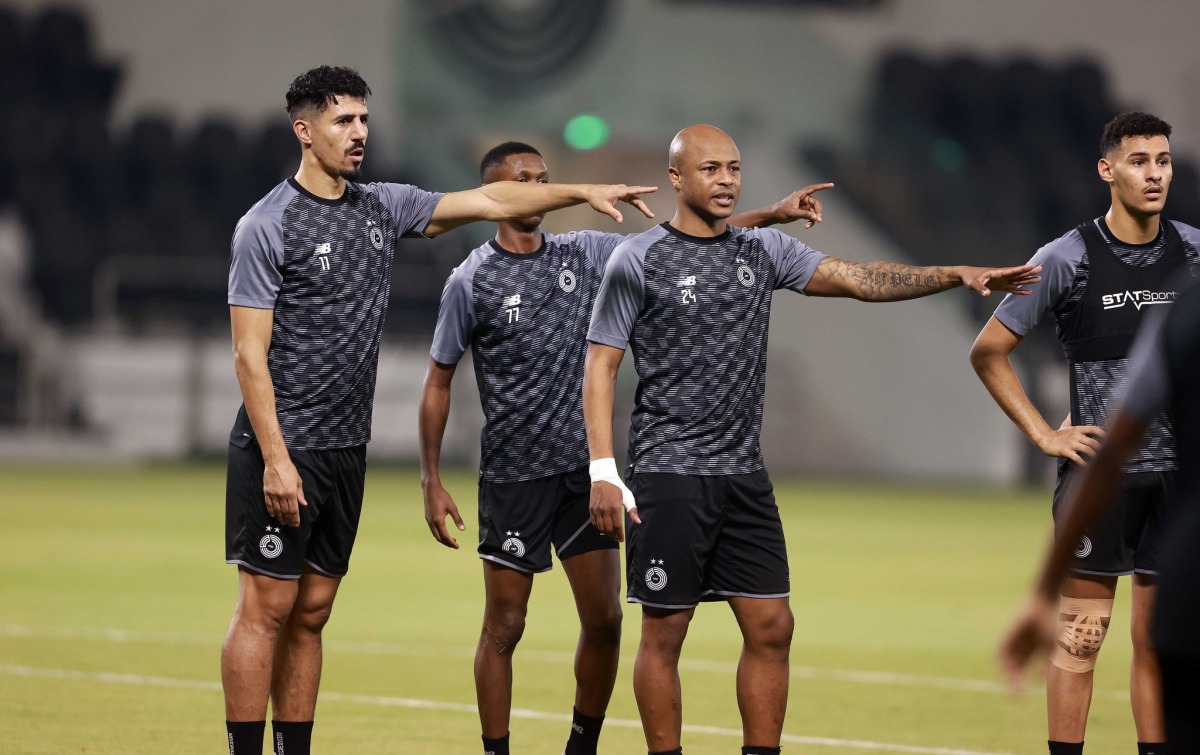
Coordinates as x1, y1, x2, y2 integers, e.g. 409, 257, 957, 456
968, 337, 1002, 376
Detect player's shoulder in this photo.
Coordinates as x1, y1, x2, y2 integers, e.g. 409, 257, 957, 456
1167, 219, 1200, 247
1033, 225, 1087, 268
447, 241, 498, 287
545, 229, 622, 248
730, 225, 790, 246
238, 180, 294, 227
615, 224, 670, 258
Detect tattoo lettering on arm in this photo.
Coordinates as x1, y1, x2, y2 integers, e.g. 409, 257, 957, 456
815, 257, 956, 301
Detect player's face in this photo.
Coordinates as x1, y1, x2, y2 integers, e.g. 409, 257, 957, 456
305, 96, 369, 180
671, 142, 742, 222
1100, 134, 1171, 217
491, 153, 549, 230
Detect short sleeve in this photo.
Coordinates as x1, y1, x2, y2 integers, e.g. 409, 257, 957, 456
429, 267, 476, 365
587, 241, 645, 349
228, 212, 284, 309
992, 231, 1083, 336
368, 183, 446, 238
748, 228, 826, 293
562, 230, 633, 270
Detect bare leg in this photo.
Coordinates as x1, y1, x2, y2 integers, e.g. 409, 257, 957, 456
222, 568, 299, 721
475, 562, 534, 739
270, 567, 342, 721
1129, 573, 1166, 742
634, 606, 694, 751
561, 548, 623, 717
1047, 574, 1117, 742
729, 597, 793, 747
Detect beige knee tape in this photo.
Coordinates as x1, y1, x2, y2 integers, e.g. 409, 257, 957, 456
1050, 597, 1113, 673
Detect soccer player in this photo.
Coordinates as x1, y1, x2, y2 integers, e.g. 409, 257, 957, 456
970, 112, 1199, 755
1000, 281, 1200, 751
222, 66, 657, 755
583, 123, 1040, 755
419, 140, 831, 755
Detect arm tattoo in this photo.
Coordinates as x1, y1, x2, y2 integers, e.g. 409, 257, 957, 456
816, 257, 957, 301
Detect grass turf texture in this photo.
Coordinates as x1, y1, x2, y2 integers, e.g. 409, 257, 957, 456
0, 463, 1144, 754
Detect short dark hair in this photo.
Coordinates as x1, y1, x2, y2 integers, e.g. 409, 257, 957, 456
285, 66, 371, 121
480, 141, 543, 182
1100, 111, 1172, 157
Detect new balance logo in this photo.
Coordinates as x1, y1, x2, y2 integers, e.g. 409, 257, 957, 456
502, 294, 521, 323
314, 242, 332, 271
677, 275, 697, 304
1101, 289, 1177, 310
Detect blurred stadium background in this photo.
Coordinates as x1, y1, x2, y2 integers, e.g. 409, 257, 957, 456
2, 0, 1198, 752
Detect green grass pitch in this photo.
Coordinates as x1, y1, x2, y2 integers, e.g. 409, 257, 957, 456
0, 463, 1144, 753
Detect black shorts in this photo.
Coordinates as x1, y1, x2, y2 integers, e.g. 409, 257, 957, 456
478, 466, 618, 574
626, 469, 790, 609
225, 436, 366, 580
1053, 462, 1177, 576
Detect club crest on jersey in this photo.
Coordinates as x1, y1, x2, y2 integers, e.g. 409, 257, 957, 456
645, 559, 668, 591
1075, 536, 1092, 559
368, 222, 384, 251
260, 526, 283, 559
559, 268, 577, 293
314, 242, 332, 271
502, 531, 526, 558
737, 265, 756, 287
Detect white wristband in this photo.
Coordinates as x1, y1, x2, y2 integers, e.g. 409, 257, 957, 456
589, 457, 636, 512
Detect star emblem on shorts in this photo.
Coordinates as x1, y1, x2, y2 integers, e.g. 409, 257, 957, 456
265, 525, 280, 533
650, 559, 664, 565
506, 531, 521, 537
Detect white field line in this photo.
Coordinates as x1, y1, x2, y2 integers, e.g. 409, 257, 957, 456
0, 623, 1127, 702
0, 663, 1013, 755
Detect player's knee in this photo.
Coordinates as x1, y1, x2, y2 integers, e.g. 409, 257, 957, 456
746, 606, 794, 653
1051, 597, 1113, 673
483, 606, 527, 654
289, 602, 333, 635
580, 604, 623, 648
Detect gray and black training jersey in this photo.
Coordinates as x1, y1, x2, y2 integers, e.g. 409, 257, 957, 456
431, 231, 627, 483
588, 223, 826, 476
994, 216, 1200, 473
228, 178, 443, 450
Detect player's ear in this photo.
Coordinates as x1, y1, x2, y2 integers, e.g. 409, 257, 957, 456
668, 166, 682, 191
1097, 157, 1114, 184
293, 118, 313, 147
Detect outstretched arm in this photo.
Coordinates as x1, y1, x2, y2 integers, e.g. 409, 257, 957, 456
729, 182, 835, 230
969, 317, 1105, 463
584, 342, 639, 542
424, 181, 657, 237
998, 408, 1147, 692
804, 257, 1042, 301
419, 358, 465, 548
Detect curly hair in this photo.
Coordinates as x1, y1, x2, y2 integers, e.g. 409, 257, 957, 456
1100, 112, 1172, 157
480, 141, 543, 182
285, 66, 371, 121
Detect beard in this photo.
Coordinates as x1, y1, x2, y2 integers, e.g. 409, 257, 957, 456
339, 164, 364, 181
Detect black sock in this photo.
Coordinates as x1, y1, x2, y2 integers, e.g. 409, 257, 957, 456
269, 721, 313, 755
649, 749, 683, 755
483, 733, 510, 755
1048, 742, 1084, 755
743, 747, 782, 755
226, 721, 265, 755
563, 707, 605, 754
1138, 743, 1168, 755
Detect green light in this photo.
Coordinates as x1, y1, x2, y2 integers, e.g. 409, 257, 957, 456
932, 138, 966, 173
564, 114, 610, 151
